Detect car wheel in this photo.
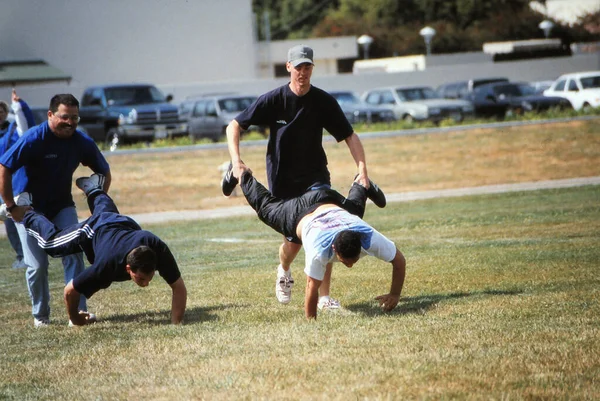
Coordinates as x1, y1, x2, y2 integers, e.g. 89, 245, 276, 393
105, 128, 120, 152
403, 114, 414, 124
582, 103, 592, 113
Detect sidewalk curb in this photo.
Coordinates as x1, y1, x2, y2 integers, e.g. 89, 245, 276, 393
2, 176, 599, 238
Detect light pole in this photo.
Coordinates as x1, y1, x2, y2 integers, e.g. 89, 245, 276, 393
357, 34, 374, 59
419, 26, 436, 56
539, 20, 554, 39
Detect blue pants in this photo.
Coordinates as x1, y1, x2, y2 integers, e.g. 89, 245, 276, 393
16, 206, 87, 321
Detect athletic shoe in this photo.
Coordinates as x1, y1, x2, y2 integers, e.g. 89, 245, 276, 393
275, 265, 294, 304
221, 162, 238, 197
367, 180, 386, 208
34, 318, 50, 327
68, 312, 97, 327
76, 174, 105, 196
0, 192, 32, 221
317, 296, 341, 310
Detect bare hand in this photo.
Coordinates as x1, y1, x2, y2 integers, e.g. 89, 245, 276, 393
11, 88, 19, 103
354, 172, 369, 189
8, 205, 32, 223
232, 160, 252, 180
375, 293, 400, 312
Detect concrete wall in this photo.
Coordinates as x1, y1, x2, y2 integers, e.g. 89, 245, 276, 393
0, 0, 256, 101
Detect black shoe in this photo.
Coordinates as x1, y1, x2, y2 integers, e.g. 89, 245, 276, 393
367, 179, 386, 208
221, 162, 238, 197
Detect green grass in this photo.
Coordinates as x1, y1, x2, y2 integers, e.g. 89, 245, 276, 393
1, 185, 599, 399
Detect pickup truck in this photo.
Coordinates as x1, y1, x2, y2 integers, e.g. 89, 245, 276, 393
78, 84, 188, 151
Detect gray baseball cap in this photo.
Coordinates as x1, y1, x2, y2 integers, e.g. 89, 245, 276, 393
287, 45, 314, 67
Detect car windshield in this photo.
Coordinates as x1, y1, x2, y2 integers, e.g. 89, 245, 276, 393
105, 86, 166, 106
396, 87, 438, 101
580, 75, 600, 89
218, 97, 257, 113
331, 92, 360, 105
492, 84, 526, 97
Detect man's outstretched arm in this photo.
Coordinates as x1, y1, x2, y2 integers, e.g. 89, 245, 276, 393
305, 276, 322, 319
64, 280, 87, 326
169, 277, 187, 324
375, 249, 406, 311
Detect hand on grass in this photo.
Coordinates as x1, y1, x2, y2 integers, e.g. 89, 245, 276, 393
375, 293, 400, 312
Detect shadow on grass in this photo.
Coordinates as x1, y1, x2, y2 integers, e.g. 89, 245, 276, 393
100, 303, 250, 325
345, 288, 524, 317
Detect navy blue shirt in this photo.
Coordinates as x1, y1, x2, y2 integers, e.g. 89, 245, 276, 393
72, 213, 181, 298
0, 122, 110, 219
235, 84, 353, 198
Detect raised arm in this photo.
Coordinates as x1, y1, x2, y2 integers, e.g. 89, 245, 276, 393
169, 277, 187, 324
344, 133, 369, 187
375, 249, 406, 311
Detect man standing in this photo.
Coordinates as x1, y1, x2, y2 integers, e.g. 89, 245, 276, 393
0, 89, 35, 270
223, 44, 385, 308
0, 94, 111, 327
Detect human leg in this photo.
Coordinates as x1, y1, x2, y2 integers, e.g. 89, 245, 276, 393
53, 207, 88, 312
17, 221, 50, 323
4, 218, 27, 269
22, 210, 91, 258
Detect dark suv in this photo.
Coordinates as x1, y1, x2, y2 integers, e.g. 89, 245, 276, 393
437, 78, 509, 118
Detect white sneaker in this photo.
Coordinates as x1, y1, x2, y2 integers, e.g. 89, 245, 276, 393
318, 296, 341, 310
34, 318, 50, 327
68, 312, 97, 327
76, 174, 105, 196
275, 265, 294, 304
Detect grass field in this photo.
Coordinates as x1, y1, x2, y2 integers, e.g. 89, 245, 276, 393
0, 119, 599, 399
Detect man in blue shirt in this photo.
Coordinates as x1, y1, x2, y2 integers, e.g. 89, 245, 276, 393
0, 94, 112, 327
0, 89, 35, 270
9, 174, 187, 326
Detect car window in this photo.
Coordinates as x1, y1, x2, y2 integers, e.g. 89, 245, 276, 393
457, 83, 469, 98
553, 79, 566, 92
192, 100, 206, 117
396, 88, 436, 101
380, 91, 395, 105
331, 92, 360, 105
364, 92, 381, 105
580, 75, 600, 89
206, 100, 217, 116
218, 97, 257, 113
567, 79, 579, 91
105, 86, 166, 106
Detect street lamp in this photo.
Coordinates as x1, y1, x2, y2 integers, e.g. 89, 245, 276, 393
419, 26, 436, 56
357, 34, 374, 59
538, 20, 554, 38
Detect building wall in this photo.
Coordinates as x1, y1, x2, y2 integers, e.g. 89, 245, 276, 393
0, 0, 256, 99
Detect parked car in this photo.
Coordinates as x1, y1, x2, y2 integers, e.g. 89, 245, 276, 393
543, 71, 600, 111
362, 86, 474, 123
179, 93, 260, 141
473, 82, 572, 117
437, 77, 509, 118
328, 90, 396, 124
79, 84, 188, 151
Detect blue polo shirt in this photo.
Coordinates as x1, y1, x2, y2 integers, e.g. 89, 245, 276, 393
235, 84, 353, 198
0, 122, 110, 219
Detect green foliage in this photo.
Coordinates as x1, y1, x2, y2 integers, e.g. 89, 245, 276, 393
253, 0, 600, 56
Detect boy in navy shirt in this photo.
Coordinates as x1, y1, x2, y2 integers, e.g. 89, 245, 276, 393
11, 174, 187, 326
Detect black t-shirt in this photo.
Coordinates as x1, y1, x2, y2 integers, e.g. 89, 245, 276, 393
73, 225, 181, 298
235, 84, 353, 198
